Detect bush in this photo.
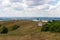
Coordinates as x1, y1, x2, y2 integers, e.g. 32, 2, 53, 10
41, 24, 50, 31
9, 25, 20, 31
41, 20, 60, 33
48, 21, 52, 23
0, 26, 8, 34
49, 25, 60, 32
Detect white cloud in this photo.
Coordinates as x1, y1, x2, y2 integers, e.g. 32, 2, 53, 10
0, 0, 60, 17
48, 1, 60, 17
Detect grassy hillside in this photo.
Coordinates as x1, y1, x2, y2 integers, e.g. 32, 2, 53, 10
0, 20, 60, 40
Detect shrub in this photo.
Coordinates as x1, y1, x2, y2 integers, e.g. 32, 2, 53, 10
41, 24, 50, 31
0, 26, 8, 34
49, 25, 60, 32
41, 20, 60, 33
48, 21, 52, 23
9, 25, 20, 31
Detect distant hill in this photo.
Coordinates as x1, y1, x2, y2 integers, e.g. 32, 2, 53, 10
0, 17, 60, 20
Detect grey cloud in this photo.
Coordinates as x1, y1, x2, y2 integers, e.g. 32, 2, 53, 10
13, 7, 24, 11
25, 0, 46, 7
0, 0, 2, 4
10, 0, 23, 3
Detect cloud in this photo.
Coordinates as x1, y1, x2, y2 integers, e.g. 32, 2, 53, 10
48, 0, 59, 5
23, 4, 49, 17
10, 0, 23, 3
48, 1, 60, 17
24, 0, 48, 7
23, 0, 59, 7
11, 3, 24, 11
0, 0, 60, 17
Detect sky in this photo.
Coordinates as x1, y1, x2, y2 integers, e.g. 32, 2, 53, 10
0, 0, 60, 17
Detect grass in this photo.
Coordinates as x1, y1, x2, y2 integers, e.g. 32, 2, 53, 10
0, 20, 60, 40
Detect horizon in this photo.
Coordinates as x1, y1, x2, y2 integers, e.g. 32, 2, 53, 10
0, 17, 60, 20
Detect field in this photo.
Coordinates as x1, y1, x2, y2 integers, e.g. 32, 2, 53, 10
0, 20, 60, 40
